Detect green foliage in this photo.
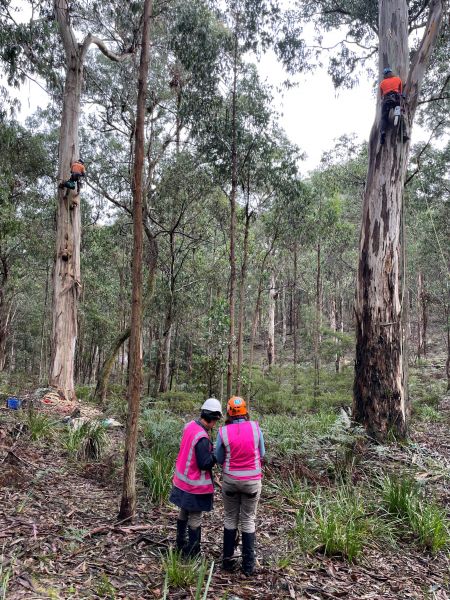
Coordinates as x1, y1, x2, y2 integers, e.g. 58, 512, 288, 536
137, 448, 174, 505
138, 410, 182, 504
295, 487, 371, 562
75, 385, 95, 402
381, 475, 450, 553
24, 411, 54, 441
161, 548, 213, 596
96, 573, 116, 598
0, 548, 13, 600
263, 410, 337, 457
61, 421, 108, 461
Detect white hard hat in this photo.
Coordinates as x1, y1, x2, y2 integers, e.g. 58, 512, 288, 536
201, 398, 222, 415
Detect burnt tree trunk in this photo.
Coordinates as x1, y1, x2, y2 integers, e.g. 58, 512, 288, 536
119, 0, 152, 521
353, 0, 443, 439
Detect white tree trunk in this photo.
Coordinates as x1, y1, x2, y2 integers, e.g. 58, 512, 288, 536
267, 274, 276, 367
50, 47, 83, 401
353, 0, 443, 439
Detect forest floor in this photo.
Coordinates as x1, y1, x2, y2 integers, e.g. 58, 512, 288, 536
1, 363, 450, 599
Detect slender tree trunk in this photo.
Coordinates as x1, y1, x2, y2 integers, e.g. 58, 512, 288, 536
281, 283, 287, 349
95, 328, 131, 403
236, 204, 251, 395
159, 319, 173, 393
39, 262, 51, 383
267, 274, 276, 369
0, 256, 11, 371
293, 245, 299, 393
119, 0, 152, 521
227, 17, 239, 399
445, 303, 450, 391
353, 0, 443, 439
313, 240, 321, 399
417, 270, 428, 359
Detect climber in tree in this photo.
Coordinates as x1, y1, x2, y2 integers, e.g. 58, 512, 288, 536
60, 159, 86, 194
379, 68, 408, 146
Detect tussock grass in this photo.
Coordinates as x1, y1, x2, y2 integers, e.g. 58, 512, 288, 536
262, 410, 338, 457
161, 548, 213, 594
24, 411, 55, 441
294, 486, 374, 562
138, 410, 183, 504
380, 475, 449, 553
61, 421, 108, 460
138, 448, 174, 504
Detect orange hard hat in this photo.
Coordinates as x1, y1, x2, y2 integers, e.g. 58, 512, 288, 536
227, 396, 247, 417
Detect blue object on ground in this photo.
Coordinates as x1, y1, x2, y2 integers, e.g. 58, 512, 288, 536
6, 397, 22, 410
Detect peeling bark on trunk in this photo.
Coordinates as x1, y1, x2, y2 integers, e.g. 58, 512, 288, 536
119, 0, 152, 521
50, 42, 83, 401
51, 0, 134, 401
353, 0, 443, 439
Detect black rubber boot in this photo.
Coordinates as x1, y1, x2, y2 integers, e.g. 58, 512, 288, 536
222, 528, 238, 571
176, 519, 188, 553
241, 531, 256, 576
184, 526, 201, 558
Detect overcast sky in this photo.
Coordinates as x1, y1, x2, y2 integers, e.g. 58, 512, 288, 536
9, 4, 430, 176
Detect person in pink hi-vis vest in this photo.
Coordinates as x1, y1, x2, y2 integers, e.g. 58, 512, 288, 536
215, 396, 266, 576
169, 398, 222, 557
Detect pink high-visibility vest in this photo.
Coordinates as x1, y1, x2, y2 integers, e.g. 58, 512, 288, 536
219, 421, 262, 480
172, 421, 214, 494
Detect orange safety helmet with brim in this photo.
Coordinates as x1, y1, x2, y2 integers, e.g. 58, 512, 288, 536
227, 396, 247, 417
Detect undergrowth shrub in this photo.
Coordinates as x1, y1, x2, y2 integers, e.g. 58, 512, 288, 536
138, 448, 174, 504
62, 421, 108, 460
412, 404, 443, 423
24, 411, 55, 441
295, 486, 373, 562
155, 391, 203, 415
263, 411, 337, 457
138, 410, 183, 503
381, 475, 449, 553
161, 548, 213, 598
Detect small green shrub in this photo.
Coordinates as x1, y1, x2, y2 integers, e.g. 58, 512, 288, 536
96, 573, 116, 598
140, 409, 183, 455
381, 475, 449, 553
75, 385, 95, 402
161, 549, 205, 588
413, 404, 443, 423
295, 486, 372, 562
62, 421, 108, 460
0, 548, 13, 600
138, 448, 174, 504
25, 411, 55, 441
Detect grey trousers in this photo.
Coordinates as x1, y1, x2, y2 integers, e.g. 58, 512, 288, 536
178, 508, 202, 529
222, 475, 262, 533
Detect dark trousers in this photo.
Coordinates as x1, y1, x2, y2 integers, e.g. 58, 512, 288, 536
381, 93, 400, 135
69, 172, 82, 192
